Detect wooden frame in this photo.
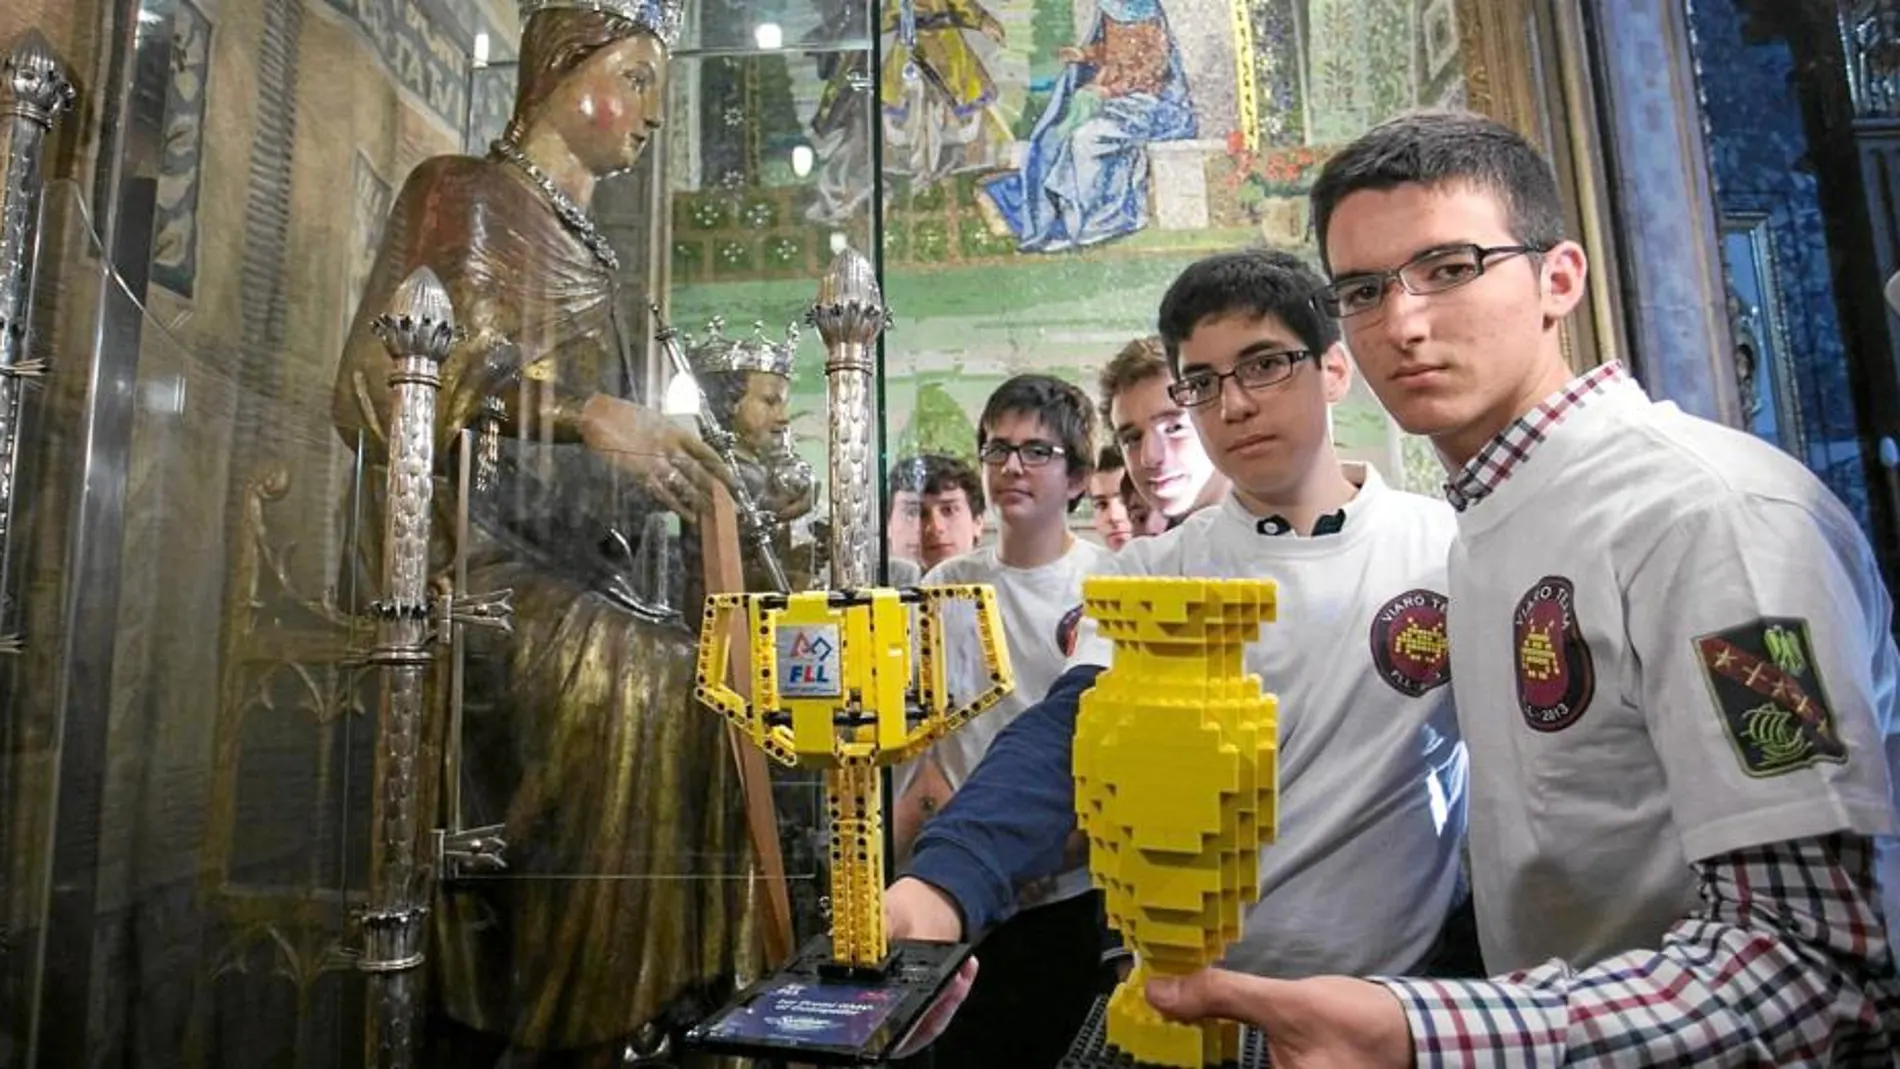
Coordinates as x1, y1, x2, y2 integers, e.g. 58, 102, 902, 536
1458, 0, 1631, 372
1718, 209, 1809, 457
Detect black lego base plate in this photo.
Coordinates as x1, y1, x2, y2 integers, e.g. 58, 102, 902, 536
1058, 995, 1270, 1069
683, 934, 972, 1066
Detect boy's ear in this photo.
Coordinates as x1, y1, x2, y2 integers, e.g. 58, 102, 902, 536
1320, 342, 1353, 405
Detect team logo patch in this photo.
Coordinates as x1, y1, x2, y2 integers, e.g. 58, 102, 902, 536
1514, 576, 1595, 732
1368, 589, 1450, 696
1695, 617, 1845, 777
1056, 604, 1084, 657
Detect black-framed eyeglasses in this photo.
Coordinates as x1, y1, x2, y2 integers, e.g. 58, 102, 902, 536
978, 439, 1067, 468
1314, 243, 1544, 319
1167, 349, 1316, 409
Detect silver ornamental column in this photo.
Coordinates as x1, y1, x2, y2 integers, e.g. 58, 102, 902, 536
807, 249, 889, 589
0, 32, 74, 651
362, 267, 455, 1069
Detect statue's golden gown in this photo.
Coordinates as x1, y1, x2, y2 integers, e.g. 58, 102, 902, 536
333, 155, 759, 1055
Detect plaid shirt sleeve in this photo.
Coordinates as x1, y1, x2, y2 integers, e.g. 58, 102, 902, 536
1379, 833, 1900, 1067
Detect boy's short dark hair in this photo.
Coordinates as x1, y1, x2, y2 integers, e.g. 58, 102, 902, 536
890, 453, 986, 515
1095, 444, 1124, 473
1157, 249, 1340, 371
978, 374, 1096, 512
1309, 109, 1567, 270
1097, 336, 1171, 428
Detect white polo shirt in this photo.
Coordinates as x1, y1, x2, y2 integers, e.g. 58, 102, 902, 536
1448, 378, 1900, 973
1068, 464, 1468, 977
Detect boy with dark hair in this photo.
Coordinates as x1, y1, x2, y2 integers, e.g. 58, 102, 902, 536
887, 250, 1470, 1011
1088, 444, 1135, 549
887, 453, 987, 580
1148, 109, 1900, 1064
894, 373, 1113, 1067
916, 453, 985, 572
1097, 336, 1228, 523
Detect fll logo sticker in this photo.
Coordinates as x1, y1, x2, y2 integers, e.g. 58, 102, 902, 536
776, 624, 843, 698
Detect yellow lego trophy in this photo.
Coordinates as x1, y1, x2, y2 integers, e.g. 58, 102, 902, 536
687, 586, 1011, 1061
684, 250, 1014, 1064
1072, 577, 1280, 1068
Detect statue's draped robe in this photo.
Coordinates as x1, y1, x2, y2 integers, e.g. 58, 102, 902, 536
334, 155, 759, 1053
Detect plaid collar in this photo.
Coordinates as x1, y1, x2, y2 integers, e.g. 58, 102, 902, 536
1442, 362, 1633, 512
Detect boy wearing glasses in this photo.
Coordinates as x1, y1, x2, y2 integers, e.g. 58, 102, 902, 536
1144, 112, 1900, 1064
886, 250, 1473, 1008
892, 373, 1113, 1067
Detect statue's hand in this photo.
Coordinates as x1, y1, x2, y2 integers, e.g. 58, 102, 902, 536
578, 394, 734, 516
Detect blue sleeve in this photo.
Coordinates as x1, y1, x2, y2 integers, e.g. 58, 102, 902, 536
902, 663, 1101, 936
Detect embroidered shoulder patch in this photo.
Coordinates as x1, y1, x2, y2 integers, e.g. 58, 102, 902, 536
1369, 589, 1451, 696
1056, 604, 1084, 657
1694, 617, 1846, 777
1514, 576, 1595, 732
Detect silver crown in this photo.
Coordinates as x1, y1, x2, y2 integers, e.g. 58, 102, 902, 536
518, 0, 686, 48
685, 317, 800, 378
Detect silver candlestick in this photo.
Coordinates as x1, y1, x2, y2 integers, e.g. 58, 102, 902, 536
806, 249, 889, 590
361, 266, 456, 1069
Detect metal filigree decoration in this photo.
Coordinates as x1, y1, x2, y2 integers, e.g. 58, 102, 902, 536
360, 266, 456, 1068
517, 0, 685, 48
1842, 1, 1900, 117
807, 249, 890, 589
0, 31, 74, 657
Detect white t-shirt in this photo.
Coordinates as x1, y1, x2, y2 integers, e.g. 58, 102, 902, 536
909, 537, 1115, 907
1068, 464, 1467, 977
1448, 377, 1900, 974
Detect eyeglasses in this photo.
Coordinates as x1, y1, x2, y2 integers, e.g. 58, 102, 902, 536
978, 439, 1066, 468
1314, 243, 1544, 319
1167, 349, 1316, 409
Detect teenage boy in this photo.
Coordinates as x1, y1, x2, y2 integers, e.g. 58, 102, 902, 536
1119, 469, 1169, 540
1146, 110, 1900, 1064
917, 454, 986, 571
1088, 444, 1136, 549
1099, 336, 1228, 523
893, 374, 1113, 1068
886, 250, 1470, 993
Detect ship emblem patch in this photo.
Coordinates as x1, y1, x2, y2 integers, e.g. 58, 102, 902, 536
1695, 617, 1845, 777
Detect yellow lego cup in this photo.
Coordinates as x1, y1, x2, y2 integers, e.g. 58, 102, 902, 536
1073, 576, 1279, 1068
695, 586, 1014, 971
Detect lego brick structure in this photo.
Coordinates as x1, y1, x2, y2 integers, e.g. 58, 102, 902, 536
695, 585, 1012, 969
1060, 996, 1270, 1069
1073, 577, 1279, 1067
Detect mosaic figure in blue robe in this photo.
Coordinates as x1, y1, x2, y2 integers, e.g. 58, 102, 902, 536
979, 0, 1196, 253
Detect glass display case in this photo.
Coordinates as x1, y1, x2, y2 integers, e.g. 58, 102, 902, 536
0, 0, 1602, 1065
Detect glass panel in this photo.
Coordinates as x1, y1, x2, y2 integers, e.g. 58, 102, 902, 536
872, 0, 1466, 547
678, 0, 874, 56
3, 177, 369, 1067
662, 20, 881, 964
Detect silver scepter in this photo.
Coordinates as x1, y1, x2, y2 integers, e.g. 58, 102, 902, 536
652, 302, 793, 594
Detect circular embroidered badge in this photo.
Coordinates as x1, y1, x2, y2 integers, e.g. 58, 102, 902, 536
1056, 604, 1084, 657
1513, 576, 1596, 731
1369, 588, 1451, 696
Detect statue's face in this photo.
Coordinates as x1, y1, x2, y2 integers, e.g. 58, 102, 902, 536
545, 32, 669, 175
732, 371, 791, 455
